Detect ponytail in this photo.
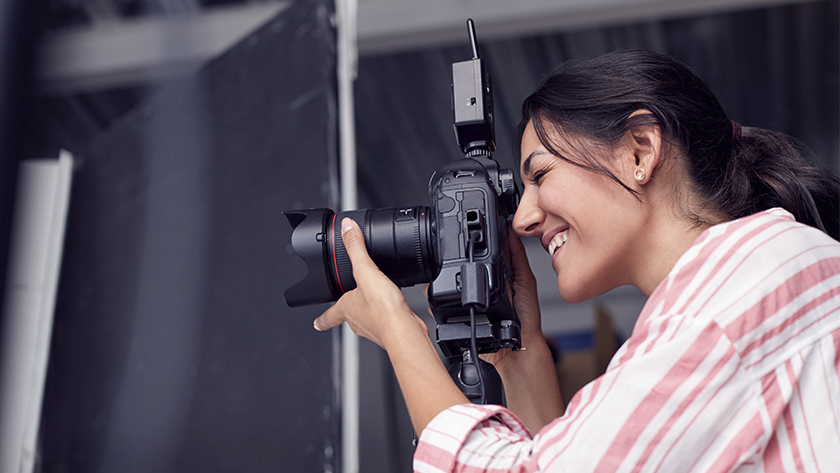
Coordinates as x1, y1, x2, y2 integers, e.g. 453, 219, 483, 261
516, 50, 840, 240
706, 126, 840, 239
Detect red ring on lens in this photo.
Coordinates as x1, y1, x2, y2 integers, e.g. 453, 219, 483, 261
331, 212, 345, 294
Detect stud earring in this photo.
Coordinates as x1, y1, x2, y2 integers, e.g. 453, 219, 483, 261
634, 168, 646, 182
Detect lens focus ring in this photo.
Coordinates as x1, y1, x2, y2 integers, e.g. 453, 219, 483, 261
332, 210, 366, 293
331, 207, 437, 296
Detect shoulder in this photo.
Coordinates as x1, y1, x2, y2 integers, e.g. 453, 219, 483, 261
686, 208, 840, 292
637, 208, 840, 372
648, 208, 840, 317
688, 208, 837, 270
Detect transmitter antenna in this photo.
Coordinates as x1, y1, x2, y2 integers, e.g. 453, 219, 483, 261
467, 19, 479, 59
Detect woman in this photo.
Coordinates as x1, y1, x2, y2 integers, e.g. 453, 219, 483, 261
314, 50, 840, 472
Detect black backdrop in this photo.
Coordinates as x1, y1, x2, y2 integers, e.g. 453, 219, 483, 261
38, 1, 341, 471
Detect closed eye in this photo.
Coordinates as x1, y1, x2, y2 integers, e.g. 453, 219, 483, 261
529, 169, 548, 186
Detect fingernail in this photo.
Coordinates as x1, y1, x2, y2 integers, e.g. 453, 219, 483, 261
313, 319, 322, 331
341, 218, 353, 235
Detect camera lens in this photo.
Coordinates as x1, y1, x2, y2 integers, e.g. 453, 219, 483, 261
284, 206, 437, 306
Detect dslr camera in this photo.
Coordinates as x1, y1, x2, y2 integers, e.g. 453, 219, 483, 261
284, 21, 520, 403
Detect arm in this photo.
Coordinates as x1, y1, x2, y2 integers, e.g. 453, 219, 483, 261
384, 324, 468, 433
314, 218, 468, 434
491, 332, 564, 434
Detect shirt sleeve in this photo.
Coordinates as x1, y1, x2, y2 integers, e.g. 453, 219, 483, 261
414, 315, 764, 473
414, 403, 534, 473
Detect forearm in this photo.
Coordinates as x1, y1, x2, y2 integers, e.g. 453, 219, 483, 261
495, 331, 565, 435
383, 318, 469, 434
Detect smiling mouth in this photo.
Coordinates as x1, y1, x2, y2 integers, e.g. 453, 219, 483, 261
548, 231, 568, 255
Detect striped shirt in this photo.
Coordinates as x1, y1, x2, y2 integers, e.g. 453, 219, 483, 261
415, 208, 840, 472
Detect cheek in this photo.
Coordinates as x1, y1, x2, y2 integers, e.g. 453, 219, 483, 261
536, 173, 608, 231
552, 182, 639, 299
536, 175, 578, 212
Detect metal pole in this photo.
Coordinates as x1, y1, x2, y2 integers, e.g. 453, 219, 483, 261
336, 0, 359, 471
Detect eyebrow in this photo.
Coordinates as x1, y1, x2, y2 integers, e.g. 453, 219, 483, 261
522, 150, 548, 176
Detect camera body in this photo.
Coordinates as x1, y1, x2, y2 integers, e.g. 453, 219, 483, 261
426, 156, 519, 357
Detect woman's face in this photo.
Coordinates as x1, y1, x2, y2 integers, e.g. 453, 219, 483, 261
512, 121, 646, 302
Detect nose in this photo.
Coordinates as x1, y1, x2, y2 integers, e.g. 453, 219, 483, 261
512, 187, 543, 237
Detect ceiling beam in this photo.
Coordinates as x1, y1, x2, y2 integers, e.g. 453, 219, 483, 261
36, 2, 291, 94
357, 0, 824, 55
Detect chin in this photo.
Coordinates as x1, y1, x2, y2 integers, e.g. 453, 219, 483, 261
557, 281, 588, 304
557, 279, 608, 304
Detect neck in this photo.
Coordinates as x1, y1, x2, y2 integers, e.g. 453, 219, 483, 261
629, 162, 721, 296
632, 212, 709, 296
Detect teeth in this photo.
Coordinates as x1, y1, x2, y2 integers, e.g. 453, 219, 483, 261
548, 232, 568, 255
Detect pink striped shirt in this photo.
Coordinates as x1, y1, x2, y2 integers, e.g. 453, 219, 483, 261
415, 208, 840, 472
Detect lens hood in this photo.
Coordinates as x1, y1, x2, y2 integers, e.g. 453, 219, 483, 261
283, 209, 339, 306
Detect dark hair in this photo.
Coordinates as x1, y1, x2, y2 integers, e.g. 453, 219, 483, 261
515, 49, 840, 240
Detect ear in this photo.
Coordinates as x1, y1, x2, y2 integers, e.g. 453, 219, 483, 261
620, 110, 662, 187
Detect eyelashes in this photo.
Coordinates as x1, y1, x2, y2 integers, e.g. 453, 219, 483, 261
528, 169, 549, 186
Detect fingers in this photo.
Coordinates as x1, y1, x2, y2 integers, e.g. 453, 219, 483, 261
313, 219, 403, 335
507, 226, 537, 287
312, 219, 366, 333
421, 284, 435, 317
507, 225, 528, 263
313, 303, 345, 331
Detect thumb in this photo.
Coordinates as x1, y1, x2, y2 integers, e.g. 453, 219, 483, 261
340, 218, 376, 275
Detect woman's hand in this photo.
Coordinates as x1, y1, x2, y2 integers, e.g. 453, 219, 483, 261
313, 218, 426, 350
314, 218, 469, 433
480, 225, 544, 367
